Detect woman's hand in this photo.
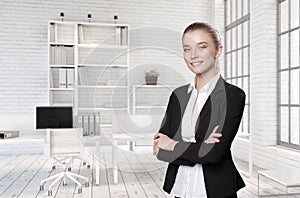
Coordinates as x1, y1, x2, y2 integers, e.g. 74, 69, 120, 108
153, 133, 178, 156
204, 125, 222, 144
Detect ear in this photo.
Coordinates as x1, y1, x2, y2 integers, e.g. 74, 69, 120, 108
215, 45, 223, 58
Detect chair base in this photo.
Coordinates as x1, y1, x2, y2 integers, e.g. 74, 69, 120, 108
40, 171, 89, 196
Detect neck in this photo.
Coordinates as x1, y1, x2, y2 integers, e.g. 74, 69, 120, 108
195, 69, 218, 90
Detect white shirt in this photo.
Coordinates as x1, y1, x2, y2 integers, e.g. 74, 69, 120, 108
170, 73, 221, 198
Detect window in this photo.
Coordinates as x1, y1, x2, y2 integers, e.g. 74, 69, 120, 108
278, 0, 300, 148
225, 0, 250, 133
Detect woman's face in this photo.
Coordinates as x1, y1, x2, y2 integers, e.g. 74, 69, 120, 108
182, 30, 220, 75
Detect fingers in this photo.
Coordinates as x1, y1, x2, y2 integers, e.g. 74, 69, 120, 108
204, 125, 222, 144
212, 125, 220, 133
204, 137, 221, 144
153, 132, 164, 140
153, 133, 159, 140
211, 133, 222, 138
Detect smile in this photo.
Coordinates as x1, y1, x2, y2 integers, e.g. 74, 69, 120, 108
191, 61, 203, 67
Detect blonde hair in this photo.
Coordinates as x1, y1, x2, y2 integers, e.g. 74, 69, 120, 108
183, 22, 222, 72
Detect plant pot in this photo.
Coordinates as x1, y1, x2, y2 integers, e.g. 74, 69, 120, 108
145, 76, 158, 85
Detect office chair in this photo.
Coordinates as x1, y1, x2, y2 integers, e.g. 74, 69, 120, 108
40, 128, 89, 196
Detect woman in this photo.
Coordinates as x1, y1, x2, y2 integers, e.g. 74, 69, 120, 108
153, 22, 246, 198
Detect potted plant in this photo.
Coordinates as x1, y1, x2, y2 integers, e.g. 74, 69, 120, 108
145, 69, 159, 85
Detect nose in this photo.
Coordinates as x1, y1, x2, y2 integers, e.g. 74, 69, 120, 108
191, 48, 198, 59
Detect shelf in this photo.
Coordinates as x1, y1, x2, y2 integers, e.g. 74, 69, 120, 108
78, 44, 128, 49
135, 105, 167, 109
50, 65, 75, 68
50, 88, 75, 91
78, 107, 128, 111
49, 42, 75, 46
52, 103, 74, 106
49, 21, 75, 25
133, 85, 174, 88
78, 64, 128, 68
78, 22, 129, 27
78, 86, 127, 89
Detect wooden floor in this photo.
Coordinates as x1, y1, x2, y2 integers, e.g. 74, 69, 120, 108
0, 144, 300, 198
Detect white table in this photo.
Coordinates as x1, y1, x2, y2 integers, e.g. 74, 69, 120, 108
258, 169, 300, 197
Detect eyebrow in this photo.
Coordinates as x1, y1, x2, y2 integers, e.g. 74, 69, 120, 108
183, 41, 208, 47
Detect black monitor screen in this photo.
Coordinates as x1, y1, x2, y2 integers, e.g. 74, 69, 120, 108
36, 106, 73, 129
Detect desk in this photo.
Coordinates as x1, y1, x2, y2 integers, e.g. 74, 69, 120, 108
258, 169, 300, 197
112, 133, 152, 184
111, 114, 163, 184
83, 136, 100, 185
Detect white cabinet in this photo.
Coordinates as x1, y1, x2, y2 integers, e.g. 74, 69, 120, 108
132, 85, 174, 115
48, 21, 129, 132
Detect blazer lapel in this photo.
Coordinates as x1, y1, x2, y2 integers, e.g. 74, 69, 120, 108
194, 77, 226, 140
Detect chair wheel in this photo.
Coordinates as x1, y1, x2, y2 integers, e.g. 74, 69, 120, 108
48, 190, 52, 196
78, 188, 82, 194
85, 182, 89, 187
67, 167, 71, 172
52, 165, 56, 170
40, 185, 44, 191
83, 162, 86, 166
87, 164, 90, 169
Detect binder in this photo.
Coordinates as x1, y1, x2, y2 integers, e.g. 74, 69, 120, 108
59, 68, 67, 88
67, 69, 74, 88
83, 114, 89, 136
89, 114, 94, 135
95, 113, 101, 136
77, 114, 83, 128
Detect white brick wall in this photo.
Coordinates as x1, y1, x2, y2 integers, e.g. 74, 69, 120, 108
0, 0, 211, 134
231, 0, 300, 173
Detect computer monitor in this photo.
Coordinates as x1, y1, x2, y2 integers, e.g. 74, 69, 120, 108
36, 106, 73, 129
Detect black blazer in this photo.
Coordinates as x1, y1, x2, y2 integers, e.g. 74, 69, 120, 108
157, 76, 246, 198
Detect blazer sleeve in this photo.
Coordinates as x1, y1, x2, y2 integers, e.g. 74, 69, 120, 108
157, 91, 196, 166
157, 90, 245, 165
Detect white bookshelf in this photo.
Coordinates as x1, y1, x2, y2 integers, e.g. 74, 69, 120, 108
48, 21, 130, 132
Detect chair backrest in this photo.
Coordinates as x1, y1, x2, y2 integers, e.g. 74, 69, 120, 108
111, 114, 163, 138
49, 128, 84, 156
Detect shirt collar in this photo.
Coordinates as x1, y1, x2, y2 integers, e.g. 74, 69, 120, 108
187, 73, 221, 95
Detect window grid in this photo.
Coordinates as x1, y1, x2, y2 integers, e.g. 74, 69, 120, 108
278, 0, 300, 149
225, 0, 250, 133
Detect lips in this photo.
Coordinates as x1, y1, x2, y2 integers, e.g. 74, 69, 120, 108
191, 61, 203, 67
